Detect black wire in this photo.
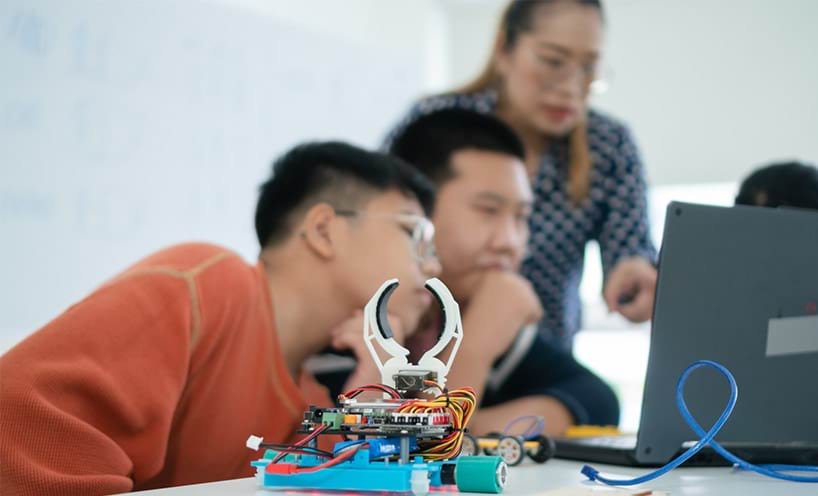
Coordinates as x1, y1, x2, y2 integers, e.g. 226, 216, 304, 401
261, 444, 332, 457
259, 443, 334, 459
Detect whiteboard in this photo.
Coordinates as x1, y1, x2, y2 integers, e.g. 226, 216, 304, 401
0, 0, 423, 352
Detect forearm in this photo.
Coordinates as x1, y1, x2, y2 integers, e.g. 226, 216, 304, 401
446, 299, 531, 401
1, 385, 135, 496
468, 396, 574, 437
0, 274, 192, 495
342, 362, 382, 392
444, 344, 494, 401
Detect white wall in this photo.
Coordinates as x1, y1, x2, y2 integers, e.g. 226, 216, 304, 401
441, 0, 818, 185
215, 0, 450, 91
0, 0, 445, 353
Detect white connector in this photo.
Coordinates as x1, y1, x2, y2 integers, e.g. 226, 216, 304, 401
410, 465, 430, 496
246, 435, 264, 451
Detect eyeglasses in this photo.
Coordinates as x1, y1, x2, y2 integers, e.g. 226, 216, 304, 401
334, 209, 438, 264
533, 53, 609, 95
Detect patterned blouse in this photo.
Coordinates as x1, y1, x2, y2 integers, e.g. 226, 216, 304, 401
386, 90, 657, 351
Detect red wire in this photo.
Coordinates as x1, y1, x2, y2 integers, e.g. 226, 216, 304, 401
295, 443, 366, 473
342, 384, 401, 400
271, 423, 328, 464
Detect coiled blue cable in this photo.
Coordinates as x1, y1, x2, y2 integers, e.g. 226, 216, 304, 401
581, 360, 818, 485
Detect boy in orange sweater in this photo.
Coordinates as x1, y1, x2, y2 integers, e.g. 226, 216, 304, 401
0, 142, 440, 495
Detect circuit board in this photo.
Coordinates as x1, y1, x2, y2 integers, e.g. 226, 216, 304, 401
246, 278, 508, 494
303, 400, 454, 438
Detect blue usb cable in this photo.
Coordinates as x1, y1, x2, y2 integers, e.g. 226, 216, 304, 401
581, 360, 818, 485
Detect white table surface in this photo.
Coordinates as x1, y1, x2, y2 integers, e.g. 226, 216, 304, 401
128, 458, 818, 495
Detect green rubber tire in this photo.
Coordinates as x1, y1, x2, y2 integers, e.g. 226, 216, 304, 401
454, 456, 507, 493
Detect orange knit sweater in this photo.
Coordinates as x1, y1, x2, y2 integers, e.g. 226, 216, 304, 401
0, 243, 332, 495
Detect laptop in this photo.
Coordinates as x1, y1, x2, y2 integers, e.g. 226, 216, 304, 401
555, 202, 818, 467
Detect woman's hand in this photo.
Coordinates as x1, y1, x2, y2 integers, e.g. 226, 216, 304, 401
603, 256, 657, 323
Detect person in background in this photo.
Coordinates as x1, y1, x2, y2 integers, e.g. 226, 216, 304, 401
386, 0, 657, 352
0, 142, 440, 495
735, 160, 818, 210
318, 108, 620, 436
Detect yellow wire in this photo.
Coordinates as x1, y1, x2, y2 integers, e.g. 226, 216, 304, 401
396, 387, 477, 460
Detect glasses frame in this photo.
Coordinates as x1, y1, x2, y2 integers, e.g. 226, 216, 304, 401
533, 52, 611, 95
334, 209, 438, 264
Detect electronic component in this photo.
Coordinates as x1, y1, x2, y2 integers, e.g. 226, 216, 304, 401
393, 370, 438, 392
251, 448, 506, 495
246, 278, 509, 494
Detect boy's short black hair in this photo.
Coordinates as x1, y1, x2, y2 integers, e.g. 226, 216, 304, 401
255, 141, 435, 248
735, 161, 818, 210
387, 108, 526, 184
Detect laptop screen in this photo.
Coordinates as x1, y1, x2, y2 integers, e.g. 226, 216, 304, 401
634, 202, 818, 465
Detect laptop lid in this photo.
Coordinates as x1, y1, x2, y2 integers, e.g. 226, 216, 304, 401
633, 202, 818, 465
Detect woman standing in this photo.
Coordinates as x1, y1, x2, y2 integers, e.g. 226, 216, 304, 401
387, 0, 657, 351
